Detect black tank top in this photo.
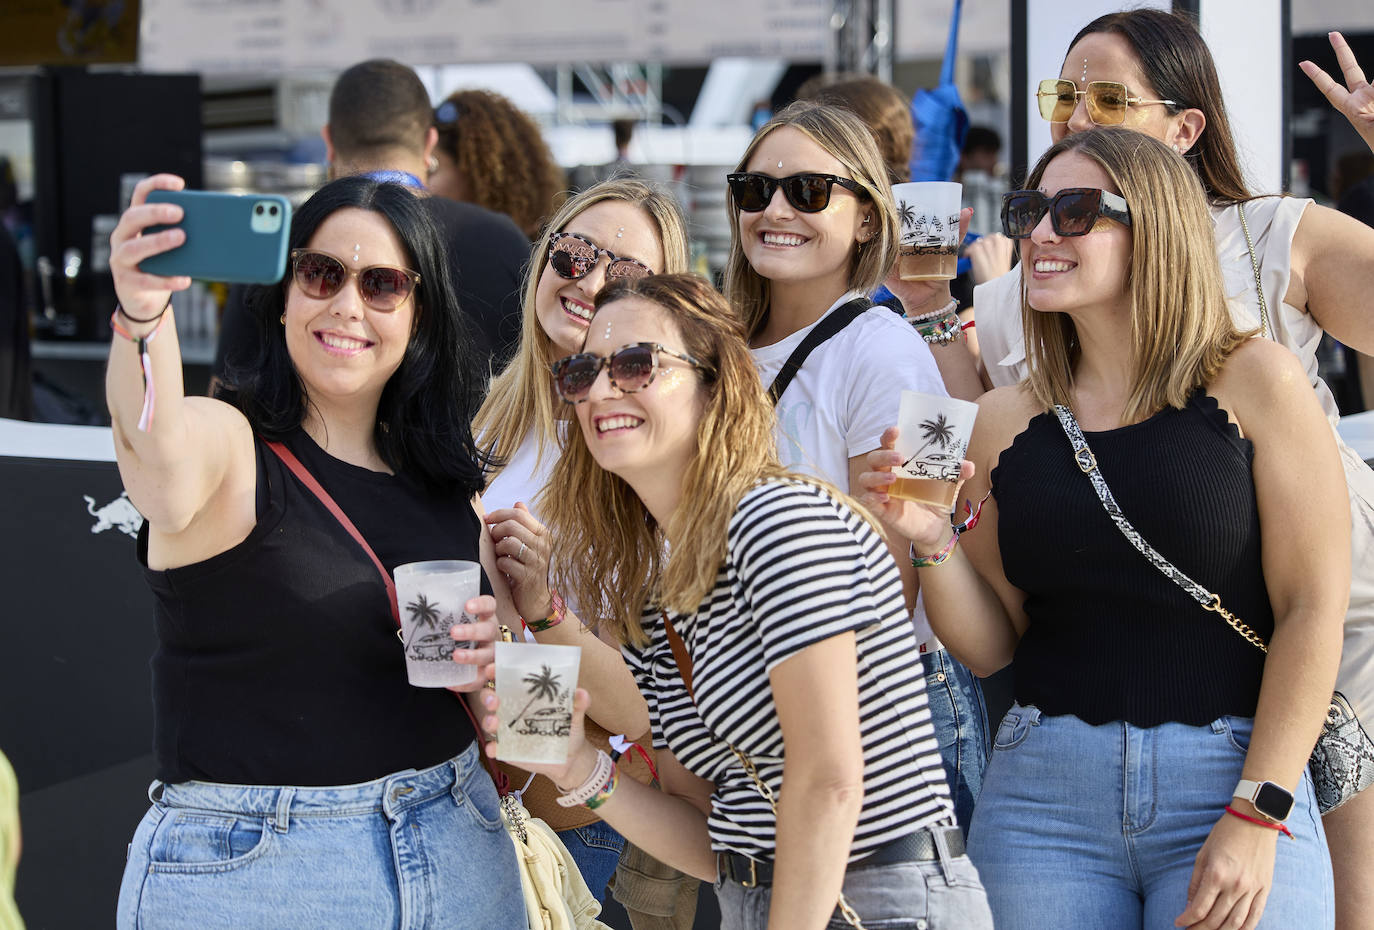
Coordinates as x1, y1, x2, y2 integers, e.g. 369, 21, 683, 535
139, 428, 490, 786
992, 391, 1272, 727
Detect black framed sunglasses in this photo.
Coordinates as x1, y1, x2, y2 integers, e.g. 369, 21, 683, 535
547, 232, 654, 282
550, 342, 710, 404
290, 249, 421, 312
1036, 79, 1179, 126
726, 172, 868, 213
1000, 188, 1132, 239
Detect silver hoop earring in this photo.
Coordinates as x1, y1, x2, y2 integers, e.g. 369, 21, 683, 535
427, 155, 439, 174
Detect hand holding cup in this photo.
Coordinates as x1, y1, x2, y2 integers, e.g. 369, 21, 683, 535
858, 425, 975, 553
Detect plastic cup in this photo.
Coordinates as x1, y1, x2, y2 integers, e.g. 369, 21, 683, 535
891, 390, 978, 511
495, 642, 581, 765
394, 560, 481, 688
893, 181, 962, 281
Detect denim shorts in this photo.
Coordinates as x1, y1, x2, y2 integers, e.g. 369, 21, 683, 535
117, 742, 525, 930
559, 818, 626, 903
714, 829, 993, 930
968, 704, 1334, 929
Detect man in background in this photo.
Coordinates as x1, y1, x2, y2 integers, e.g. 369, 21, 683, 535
215, 59, 531, 388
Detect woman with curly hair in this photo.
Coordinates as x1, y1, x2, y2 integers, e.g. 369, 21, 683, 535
430, 89, 567, 240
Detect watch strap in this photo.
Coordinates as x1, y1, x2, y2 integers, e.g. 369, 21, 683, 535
1233, 778, 1294, 822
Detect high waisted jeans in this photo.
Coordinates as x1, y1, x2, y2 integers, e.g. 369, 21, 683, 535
968, 704, 1334, 929
117, 742, 524, 930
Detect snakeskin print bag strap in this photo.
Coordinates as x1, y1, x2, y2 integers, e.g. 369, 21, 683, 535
1049, 406, 1270, 652
1052, 405, 1373, 811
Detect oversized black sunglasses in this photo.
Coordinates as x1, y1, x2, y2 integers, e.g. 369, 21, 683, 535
548, 232, 654, 282
726, 172, 868, 213
290, 249, 421, 312
550, 342, 710, 404
1000, 188, 1132, 239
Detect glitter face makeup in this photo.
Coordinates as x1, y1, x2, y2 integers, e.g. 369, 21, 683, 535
1081, 58, 1089, 82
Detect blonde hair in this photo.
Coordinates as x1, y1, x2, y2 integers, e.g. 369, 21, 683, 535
473, 179, 690, 474
543, 273, 867, 648
1021, 127, 1252, 423
722, 100, 900, 339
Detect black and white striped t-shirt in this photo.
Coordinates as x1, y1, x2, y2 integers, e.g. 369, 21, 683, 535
622, 479, 954, 862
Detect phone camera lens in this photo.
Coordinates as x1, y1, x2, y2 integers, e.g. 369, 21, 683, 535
255, 205, 264, 215
269, 205, 278, 215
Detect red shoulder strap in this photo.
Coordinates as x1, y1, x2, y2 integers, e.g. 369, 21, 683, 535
263, 438, 506, 792
264, 439, 400, 625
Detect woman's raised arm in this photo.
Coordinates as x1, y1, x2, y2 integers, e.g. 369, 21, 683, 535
107, 174, 254, 539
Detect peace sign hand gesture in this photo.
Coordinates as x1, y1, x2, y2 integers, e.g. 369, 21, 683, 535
1300, 32, 1374, 154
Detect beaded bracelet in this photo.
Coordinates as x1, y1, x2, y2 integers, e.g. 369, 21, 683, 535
909, 491, 992, 568
526, 589, 566, 633
584, 763, 620, 810
555, 749, 613, 807
914, 312, 963, 346
905, 297, 959, 324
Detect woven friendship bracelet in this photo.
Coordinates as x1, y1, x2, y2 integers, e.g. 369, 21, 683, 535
583, 763, 620, 810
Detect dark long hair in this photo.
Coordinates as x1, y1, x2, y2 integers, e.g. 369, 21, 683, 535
1068, 9, 1252, 204
222, 176, 485, 496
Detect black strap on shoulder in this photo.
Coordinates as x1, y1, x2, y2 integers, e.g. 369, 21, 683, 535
766, 296, 872, 406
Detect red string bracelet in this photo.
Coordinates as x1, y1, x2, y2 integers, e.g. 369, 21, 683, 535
1224, 805, 1294, 839
960, 319, 976, 331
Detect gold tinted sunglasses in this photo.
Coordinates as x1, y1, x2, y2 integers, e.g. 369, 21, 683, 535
1037, 79, 1178, 126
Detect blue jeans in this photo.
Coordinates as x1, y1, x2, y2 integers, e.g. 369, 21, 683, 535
117, 742, 524, 930
921, 649, 989, 836
558, 819, 626, 903
714, 830, 993, 929
968, 704, 1334, 929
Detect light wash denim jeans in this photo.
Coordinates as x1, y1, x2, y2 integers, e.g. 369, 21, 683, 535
559, 818, 626, 903
714, 830, 993, 930
117, 742, 524, 930
921, 649, 989, 836
968, 704, 1334, 929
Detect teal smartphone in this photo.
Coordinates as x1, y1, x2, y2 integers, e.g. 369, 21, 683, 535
139, 190, 292, 284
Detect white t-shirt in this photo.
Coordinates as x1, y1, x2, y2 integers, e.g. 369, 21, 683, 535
749, 292, 948, 490
482, 429, 556, 522
622, 479, 954, 861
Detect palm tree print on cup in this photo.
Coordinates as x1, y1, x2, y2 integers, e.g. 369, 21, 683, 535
513, 665, 572, 738
898, 199, 917, 239
403, 594, 457, 662
892, 393, 978, 509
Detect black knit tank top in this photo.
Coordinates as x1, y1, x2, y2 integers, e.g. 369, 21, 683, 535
139, 428, 489, 786
992, 391, 1271, 727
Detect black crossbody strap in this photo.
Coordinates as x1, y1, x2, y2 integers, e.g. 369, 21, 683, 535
766, 296, 872, 406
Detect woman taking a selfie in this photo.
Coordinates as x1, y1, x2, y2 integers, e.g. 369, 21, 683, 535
862, 128, 1345, 929
484, 272, 990, 930
109, 174, 522, 928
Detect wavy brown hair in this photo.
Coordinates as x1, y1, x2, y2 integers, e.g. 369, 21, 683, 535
473, 179, 690, 477
543, 274, 865, 647
722, 101, 900, 339
433, 89, 567, 238
795, 73, 915, 185
1021, 128, 1252, 423
1067, 9, 1251, 204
